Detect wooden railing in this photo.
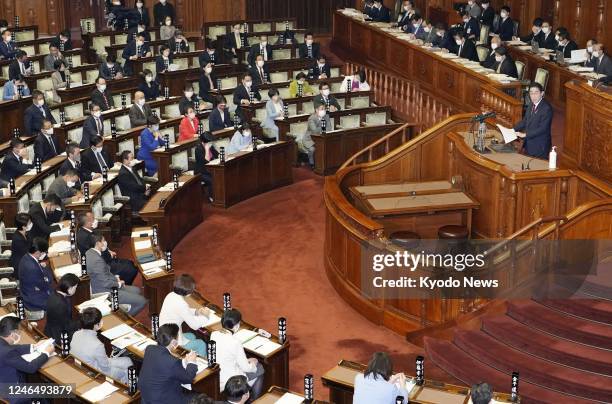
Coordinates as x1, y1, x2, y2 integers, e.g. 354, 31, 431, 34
340, 123, 411, 169
344, 62, 453, 133
480, 84, 524, 127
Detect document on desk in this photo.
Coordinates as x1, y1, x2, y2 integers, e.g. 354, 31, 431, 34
275, 392, 305, 404
133, 338, 157, 352
143, 266, 164, 276
141, 259, 167, 271
101, 323, 135, 340
202, 312, 221, 327
112, 331, 147, 349
77, 294, 111, 315
48, 240, 72, 255
54, 263, 82, 278
234, 329, 258, 344
21, 351, 43, 362
134, 239, 152, 250
243, 335, 281, 356
496, 124, 517, 143
81, 381, 119, 402
50, 227, 70, 237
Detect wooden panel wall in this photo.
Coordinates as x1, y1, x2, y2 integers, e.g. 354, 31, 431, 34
359, 0, 612, 50
246, 0, 355, 33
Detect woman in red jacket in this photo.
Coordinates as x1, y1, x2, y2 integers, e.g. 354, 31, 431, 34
178, 106, 199, 142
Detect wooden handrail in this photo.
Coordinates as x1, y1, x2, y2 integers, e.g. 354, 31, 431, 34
340, 123, 411, 169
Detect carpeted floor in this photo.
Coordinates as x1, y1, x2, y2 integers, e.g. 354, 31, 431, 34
171, 167, 455, 397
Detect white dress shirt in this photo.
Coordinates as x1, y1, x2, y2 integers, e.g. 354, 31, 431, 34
210, 329, 257, 391
159, 291, 210, 345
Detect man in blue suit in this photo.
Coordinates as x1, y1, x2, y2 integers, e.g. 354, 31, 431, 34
0, 138, 33, 183
369, 0, 391, 22
0, 29, 17, 60
460, 10, 480, 40
0, 315, 55, 402
24, 90, 57, 136
514, 83, 553, 159
17, 238, 52, 320
121, 33, 152, 75
138, 323, 198, 404
208, 95, 232, 132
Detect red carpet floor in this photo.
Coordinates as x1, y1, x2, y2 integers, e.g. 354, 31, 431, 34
171, 167, 455, 397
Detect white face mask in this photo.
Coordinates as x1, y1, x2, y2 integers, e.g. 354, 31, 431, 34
403, 6, 409, 11
437, 31, 444, 37
495, 56, 503, 62
67, 180, 76, 187
424, 27, 431, 33
160, 0, 166, 4
184, 91, 193, 98
137, 2, 143, 8
25, 222, 33, 232
92, 219, 99, 229
456, 39, 463, 46
138, 26, 145, 33
145, 76, 153, 83
242, 130, 251, 137
68, 285, 77, 296
593, 51, 601, 58
98, 84, 106, 92
501, 12, 508, 18
38, 99, 45, 107
317, 109, 326, 118
491, 43, 498, 50
138, 98, 145, 106
204, 67, 212, 74
542, 27, 550, 34
482, 4, 488, 9
165, 20, 172, 26
587, 46, 593, 53
11, 332, 21, 344
318, 63, 325, 68
93, 111, 101, 118
95, 146, 103, 153
256, 60, 264, 67
39, 252, 47, 261
260, 41, 267, 46
244, 81, 252, 88
321, 89, 330, 97
555, 35, 560, 42
100, 241, 108, 251
306, 39, 313, 45
45, 128, 54, 135
136, 41, 144, 47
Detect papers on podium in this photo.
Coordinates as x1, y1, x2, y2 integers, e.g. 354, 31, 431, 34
496, 124, 518, 143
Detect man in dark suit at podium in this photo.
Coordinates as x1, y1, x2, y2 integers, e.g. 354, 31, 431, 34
514, 83, 553, 159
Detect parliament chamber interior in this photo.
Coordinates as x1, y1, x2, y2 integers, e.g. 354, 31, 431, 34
0, 0, 610, 403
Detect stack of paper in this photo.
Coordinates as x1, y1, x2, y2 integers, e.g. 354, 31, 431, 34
112, 331, 147, 349
54, 263, 82, 278
141, 259, 167, 273
77, 294, 111, 315
81, 382, 119, 402
50, 227, 70, 237
234, 329, 258, 344
101, 323, 135, 340
49, 240, 72, 255
243, 335, 281, 356
496, 124, 517, 143
134, 239, 152, 250
202, 312, 221, 327
132, 338, 157, 351
276, 392, 305, 404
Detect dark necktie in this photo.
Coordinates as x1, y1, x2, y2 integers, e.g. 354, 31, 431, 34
47, 136, 57, 154
101, 92, 109, 109
130, 168, 142, 185
96, 152, 107, 171
96, 118, 101, 133
39, 106, 46, 117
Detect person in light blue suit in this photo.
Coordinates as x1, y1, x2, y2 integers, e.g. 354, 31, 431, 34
262, 88, 284, 141
2, 75, 30, 101
353, 352, 409, 404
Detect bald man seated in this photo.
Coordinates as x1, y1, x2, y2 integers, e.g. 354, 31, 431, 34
129, 91, 154, 128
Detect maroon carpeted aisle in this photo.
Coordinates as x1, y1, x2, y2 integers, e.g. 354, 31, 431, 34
172, 167, 454, 396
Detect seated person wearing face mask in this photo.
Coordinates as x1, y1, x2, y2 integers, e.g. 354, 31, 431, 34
0, 138, 33, 184
24, 90, 56, 136
299, 32, 320, 59
313, 82, 341, 112
81, 136, 113, 178
481, 36, 502, 69
138, 68, 160, 100
28, 194, 62, 241
98, 54, 124, 80
199, 39, 218, 67
247, 34, 272, 67
311, 55, 331, 79
3, 74, 31, 101
118, 150, 150, 212
233, 73, 261, 121
156, 45, 173, 74
76, 211, 139, 285
211, 309, 265, 400
198, 63, 217, 104
249, 54, 269, 86
137, 116, 165, 176
122, 33, 152, 76
86, 233, 148, 316
46, 169, 80, 212
18, 237, 52, 320
129, 91, 154, 127
33, 119, 60, 162
289, 72, 315, 98
194, 131, 218, 201
44, 273, 81, 342
228, 123, 253, 154
91, 77, 114, 111
303, 105, 331, 167
81, 104, 105, 149
453, 30, 478, 62
493, 46, 518, 78
431, 23, 454, 50
71, 307, 134, 383
10, 213, 32, 277
139, 323, 199, 404
0, 316, 55, 386
129, 22, 151, 42
179, 84, 202, 115
208, 95, 231, 132
179, 106, 200, 142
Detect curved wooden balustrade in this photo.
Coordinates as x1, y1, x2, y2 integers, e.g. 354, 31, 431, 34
480, 84, 524, 127
323, 113, 612, 334
343, 62, 453, 133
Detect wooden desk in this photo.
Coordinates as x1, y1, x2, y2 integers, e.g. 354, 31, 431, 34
322, 360, 517, 404
207, 141, 294, 208
0, 96, 33, 141
351, 180, 479, 238
47, 243, 91, 310
151, 138, 199, 185
202, 18, 298, 41
158, 63, 240, 96
130, 227, 174, 315
185, 291, 290, 392
56, 76, 140, 103
139, 175, 203, 251
331, 11, 522, 111
0, 155, 66, 227
254, 386, 329, 403
21, 64, 98, 96
313, 123, 405, 176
